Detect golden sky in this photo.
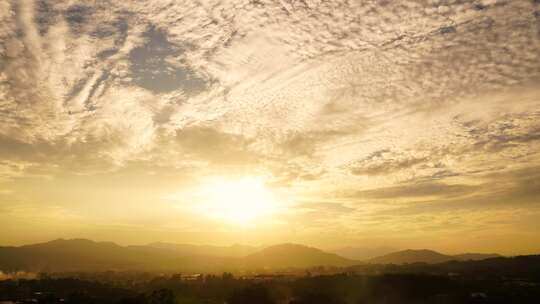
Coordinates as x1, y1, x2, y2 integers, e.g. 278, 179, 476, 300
1, 0, 540, 255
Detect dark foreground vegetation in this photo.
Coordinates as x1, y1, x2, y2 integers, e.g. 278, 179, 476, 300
1, 255, 540, 304
1, 273, 539, 304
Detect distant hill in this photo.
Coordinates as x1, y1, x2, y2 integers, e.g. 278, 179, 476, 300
0, 239, 147, 272
0, 239, 357, 272
369, 249, 452, 264
0, 240, 503, 272
453, 253, 501, 261
331, 246, 398, 260
148, 242, 259, 258
241, 243, 357, 269
0, 239, 233, 272
368, 249, 501, 265
346, 255, 540, 280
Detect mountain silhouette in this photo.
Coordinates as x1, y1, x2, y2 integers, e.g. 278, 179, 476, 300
148, 242, 259, 258
0, 239, 356, 272
368, 249, 501, 264
452, 253, 501, 261
0, 239, 232, 272
241, 243, 357, 269
331, 246, 398, 260
0, 240, 501, 272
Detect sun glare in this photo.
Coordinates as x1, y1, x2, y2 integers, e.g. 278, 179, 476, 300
194, 177, 279, 224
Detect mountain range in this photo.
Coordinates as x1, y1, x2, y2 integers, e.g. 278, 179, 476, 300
148, 242, 260, 258
368, 249, 501, 265
0, 239, 501, 272
330, 246, 398, 260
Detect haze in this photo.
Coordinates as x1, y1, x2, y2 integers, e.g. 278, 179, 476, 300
1, 0, 540, 256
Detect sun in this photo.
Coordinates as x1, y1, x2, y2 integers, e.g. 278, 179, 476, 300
194, 176, 279, 224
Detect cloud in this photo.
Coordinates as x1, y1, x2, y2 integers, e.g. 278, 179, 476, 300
0, 160, 35, 182
1, 0, 540, 249
349, 149, 428, 176
1, 0, 539, 170
294, 201, 355, 214
357, 166, 540, 217
166, 125, 257, 167
351, 182, 479, 201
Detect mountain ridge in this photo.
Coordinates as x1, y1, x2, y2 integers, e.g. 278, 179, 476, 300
242, 243, 356, 269
0, 239, 502, 272
368, 249, 501, 265
330, 246, 398, 260
147, 242, 259, 258
0, 239, 356, 272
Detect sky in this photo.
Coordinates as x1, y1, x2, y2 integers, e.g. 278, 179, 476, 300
0, 0, 540, 255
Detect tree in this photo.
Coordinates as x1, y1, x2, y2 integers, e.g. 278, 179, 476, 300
289, 293, 345, 304
148, 289, 175, 304
228, 284, 274, 304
